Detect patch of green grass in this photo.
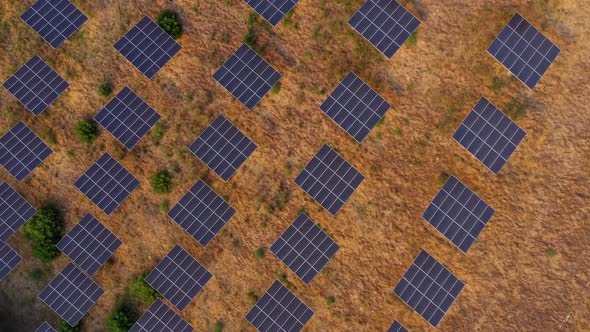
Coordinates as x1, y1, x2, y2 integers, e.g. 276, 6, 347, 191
436, 109, 459, 132
278, 274, 288, 282
28, 267, 48, 281
129, 272, 160, 304
76, 119, 99, 144
271, 82, 281, 94
247, 290, 259, 304
159, 200, 170, 213
150, 170, 172, 194
504, 99, 527, 120
406, 31, 418, 47
545, 249, 557, 257
157, 10, 182, 39
281, 11, 298, 30
97, 82, 113, 97
490, 77, 506, 91
438, 172, 449, 184
326, 296, 336, 305
213, 321, 224, 332
255, 248, 265, 259
393, 128, 402, 136
58, 319, 80, 332
152, 122, 166, 145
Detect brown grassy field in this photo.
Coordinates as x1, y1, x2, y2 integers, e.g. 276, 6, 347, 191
0, 0, 589, 331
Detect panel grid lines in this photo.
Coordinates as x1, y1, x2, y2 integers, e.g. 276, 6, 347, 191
0, 121, 53, 181
452, 97, 526, 174
422, 176, 495, 253
129, 299, 193, 332
0, 182, 36, 241
212, 44, 281, 110
0, 241, 22, 281
244, 0, 299, 26
270, 213, 339, 284
387, 320, 408, 332
21, 0, 88, 48
36, 322, 57, 332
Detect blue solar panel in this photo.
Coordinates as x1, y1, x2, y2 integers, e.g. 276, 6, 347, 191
189, 115, 257, 181
114, 16, 182, 79
39, 263, 104, 327
387, 320, 408, 332
94, 86, 161, 149
453, 97, 526, 174
245, 280, 314, 332
0, 242, 21, 282
270, 213, 339, 284
0, 182, 36, 241
21, 0, 88, 48
36, 322, 57, 332
393, 250, 464, 327
130, 299, 193, 332
488, 13, 560, 89
212, 44, 281, 110
168, 179, 236, 246
320, 72, 391, 142
0, 121, 53, 182
2, 55, 69, 115
243, 0, 299, 26
74, 153, 140, 215
348, 0, 420, 58
422, 176, 495, 253
145, 245, 212, 311
294, 144, 364, 215
57, 213, 123, 276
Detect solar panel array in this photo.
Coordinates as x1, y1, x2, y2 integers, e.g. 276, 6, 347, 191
422, 176, 495, 253
0, 242, 21, 282
114, 16, 182, 79
245, 280, 314, 332
387, 320, 408, 332
320, 72, 391, 142
0, 182, 36, 241
168, 179, 236, 246
74, 153, 140, 215
270, 213, 339, 284
393, 250, 464, 327
57, 213, 123, 276
95, 86, 161, 149
212, 44, 281, 109
488, 13, 560, 89
243, 0, 299, 26
145, 245, 212, 311
294, 144, 364, 215
2, 55, 69, 116
0, 121, 53, 182
130, 299, 193, 332
21, 0, 88, 48
453, 97, 526, 174
39, 263, 104, 326
36, 322, 57, 332
189, 115, 257, 181
349, 0, 420, 58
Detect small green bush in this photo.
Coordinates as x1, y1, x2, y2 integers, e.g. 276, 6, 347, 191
76, 119, 98, 144
247, 290, 259, 304
24, 206, 63, 262
255, 248, 265, 259
152, 122, 166, 144
278, 273, 288, 282
406, 31, 418, 47
58, 319, 80, 332
326, 296, 336, 305
270, 82, 281, 94
106, 306, 136, 332
129, 273, 160, 304
213, 321, 224, 332
97, 82, 113, 97
150, 170, 172, 194
157, 10, 182, 39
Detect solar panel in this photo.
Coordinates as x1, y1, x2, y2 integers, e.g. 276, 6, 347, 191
487, 13, 560, 89
168, 179, 236, 246
294, 144, 364, 215
0, 242, 21, 282
129, 299, 193, 332
270, 213, 339, 284
21, 0, 88, 48
36, 322, 56, 332
387, 320, 408, 332
348, 0, 420, 58
74, 153, 140, 215
94, 86, 161, 149
114, 16, 182, 79
189, 115, 257, 181
422, 176, 495, 253
2, 55, 69, 116
145, 245, 212, 311
212, 44, 281, 110
0, 121, 53, 182
0, 182, 36, 241
38, 263, 104, 327
245, 280, 314, 332
452, 97, 526, 174
320, 72, 391, 142
393, 250, 464, 327
57, 213, 123, 276
243, 0, 299, 26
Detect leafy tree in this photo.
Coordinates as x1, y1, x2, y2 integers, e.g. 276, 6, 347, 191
76, 119, 98, 143
150, 170, 172, 194
129, 273, 160, 304
157, 10, 182, 39
97, 82, 113, 96
106, 306, 136, 332
24, 206, 63, 262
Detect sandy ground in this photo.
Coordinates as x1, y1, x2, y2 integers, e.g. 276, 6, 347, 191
0, 0, 589, 331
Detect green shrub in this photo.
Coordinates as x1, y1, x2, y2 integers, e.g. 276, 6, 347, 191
326, 296, 336, 305
213, 321, 224, 332
255, 248, 265, 259
97, 82, 113, 97
129, 273, 160, 304
152, 122, 166, 144
58, 319, 80, 332
157, 10, 182, 39
438, 172, 449, 185
278, 273, 288, 282
545, 249, 557, 257
406, 31, 418, 47
24, 206, 63, 262
76, 119, 98, 143
270, 82, 281, 94
159, 200, 170, 213
150, 170, 172, 194
246, 290, 259, 304
106, 306, 136, 332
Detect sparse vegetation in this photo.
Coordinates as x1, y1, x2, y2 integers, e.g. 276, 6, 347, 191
247, 290, 259, 304
76, 119, 99, 143
326, 296, 336, 305
129, 273, 160, 304
491, 77, 506, 91
58, 319, 80, 332
152, 122, 166, 144
213, 321, 224, 332
106, 306, 136, 332
150, 170, 172, 194
255, 248, 265, 259
159, 200, 170, 213
438, 172, 450, 184
97, 82, 113, 96
545, 249, 557, 257
157, 10, 182, 39
278, 273, 288, 282
23, 206, 63, 262
406, 31, 418, 47
28, 268, 47, 281
271, 82, 281, 94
